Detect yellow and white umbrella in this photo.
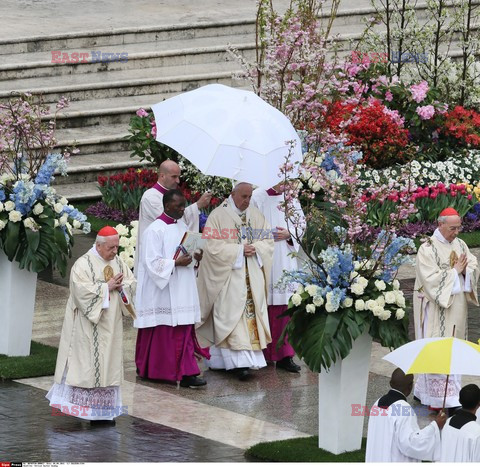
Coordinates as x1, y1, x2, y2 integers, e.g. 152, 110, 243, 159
383, 337, 480, 376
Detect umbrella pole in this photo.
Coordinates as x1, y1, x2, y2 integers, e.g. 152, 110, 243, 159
442, 325, 457, 411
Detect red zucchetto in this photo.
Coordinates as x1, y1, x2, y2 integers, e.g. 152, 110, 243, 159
439, 207, 460, 217
97, 226, 119, 236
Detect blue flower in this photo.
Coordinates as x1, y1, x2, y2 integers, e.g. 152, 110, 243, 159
0, 189, 5, 202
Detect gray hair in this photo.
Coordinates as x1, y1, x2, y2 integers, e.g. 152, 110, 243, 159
95, 234, 118, 244
231, 182, 252, 193
438, 215, 448, 224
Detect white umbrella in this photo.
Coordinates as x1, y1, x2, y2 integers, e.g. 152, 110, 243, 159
151, 84, 302, 188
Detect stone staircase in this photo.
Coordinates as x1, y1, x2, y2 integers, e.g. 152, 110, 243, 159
0, 0, 474, 201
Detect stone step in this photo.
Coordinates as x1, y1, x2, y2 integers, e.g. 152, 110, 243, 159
0, 61, 244, 103
53, 151, 152, 185
54, 180, 101, 201
0, 35, 255, 80
0, 20, 256, 55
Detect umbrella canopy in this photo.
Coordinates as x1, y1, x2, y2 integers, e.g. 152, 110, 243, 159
151, 84, 302, 188
383, 337, 480, 376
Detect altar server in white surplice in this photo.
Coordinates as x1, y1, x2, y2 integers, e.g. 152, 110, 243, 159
366, 369, 445, 462
196, 182, 274, 381
441, 384, 480, 462
251, 183, 304, 373
46, 226, 136, 425
135, 160, 212, 273
134, 189, 209, 388
413, 207, 479, 409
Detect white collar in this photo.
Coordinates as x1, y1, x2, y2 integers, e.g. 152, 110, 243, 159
90, 244, 109, 262
228, 195, 247, 216
433, 228, 451, 244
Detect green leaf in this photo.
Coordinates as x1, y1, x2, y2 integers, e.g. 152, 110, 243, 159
4, 221, 20, 260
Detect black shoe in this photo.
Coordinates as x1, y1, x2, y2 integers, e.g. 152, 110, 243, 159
90, 419, 116, 427
228, 367, 250, 381
276, 357, 301, 373
179, 375, 207, 388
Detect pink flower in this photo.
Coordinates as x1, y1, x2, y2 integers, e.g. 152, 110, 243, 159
385, 91, 393, 102
410, 81, 429, 103
416, 105, 435, 120
136, 108, 149, 117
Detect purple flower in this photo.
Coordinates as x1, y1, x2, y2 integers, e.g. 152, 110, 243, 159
410, 81, 429, 103
136, 108, 149, 118
416, 105, 435, 120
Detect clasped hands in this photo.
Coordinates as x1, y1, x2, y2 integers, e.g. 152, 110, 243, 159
175, 249, 203, 267
453, 253, 468, 274
107, 272, 124, 291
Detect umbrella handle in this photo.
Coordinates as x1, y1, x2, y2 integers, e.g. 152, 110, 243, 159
442, 325, 457, 411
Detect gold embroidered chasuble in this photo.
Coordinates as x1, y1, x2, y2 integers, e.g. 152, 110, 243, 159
196, 201, 274, 351
54, 249, 136, 388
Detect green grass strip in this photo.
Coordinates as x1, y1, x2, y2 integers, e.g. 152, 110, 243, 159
245, 436, 366, 462
0, 341, 58, 380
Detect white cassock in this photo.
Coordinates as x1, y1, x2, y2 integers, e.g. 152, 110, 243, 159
413, 228, 479, 407
46, 246, 136, 421
134, 183, 199, 273
251, 188, 304, 304
366, 391, 441, 462
440, 410, 480, 462
134, 216, 201, 329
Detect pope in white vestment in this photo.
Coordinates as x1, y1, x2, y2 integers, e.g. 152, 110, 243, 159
196, 183, 274, 380
46, 227, 136, 423
366, 369, 444, 462
135, 160, 211, 273
413, 208, 479, 408
440, 384, 480, 462
251, 184, 304, 372
134, 189, 208, 388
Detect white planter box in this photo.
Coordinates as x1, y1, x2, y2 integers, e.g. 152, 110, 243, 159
318, 330, 372, 454
0, 251, 38, 356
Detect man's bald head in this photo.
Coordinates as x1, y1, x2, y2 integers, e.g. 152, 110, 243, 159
158, 160, 181, 189
390, 368, 414, 396
231, 182, 253, 212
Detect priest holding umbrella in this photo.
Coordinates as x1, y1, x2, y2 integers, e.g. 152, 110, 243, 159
413, 207, 479, 411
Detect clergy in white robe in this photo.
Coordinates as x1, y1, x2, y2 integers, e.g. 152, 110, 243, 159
366, 369, 444, 462
46, 227, 136, 424
413, 208, 479, 408
440, 384, 480, 462
135, 160, 212, 273
134, 189, 208, 388
251, 184, 304, 373
196, 182, 274, 380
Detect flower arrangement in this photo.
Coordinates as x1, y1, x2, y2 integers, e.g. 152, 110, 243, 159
443, 106, 480, 147
0, 94, 90, 275
115, 220, 138, 270
97, 167, 158, 213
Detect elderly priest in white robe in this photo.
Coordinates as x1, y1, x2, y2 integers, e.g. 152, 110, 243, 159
46, 226, 136, 425
413, 207, 479, 410
134, 189, 209, 388
251, 182, 304, 373
135, 159, 212, 272
196, 182, 274, 381
440, 384, 480, 462
366, 369, 446, 462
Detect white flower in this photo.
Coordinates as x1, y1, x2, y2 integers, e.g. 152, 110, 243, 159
4, 201, 15, 212
296, 284, 305, 294
395, 309, 405, 320
54, 219, 59, 228
8, 210, 22, 223
291, 293, 302, 306
379, 309, 392, 321
366, 299, 377, 311
342, 297, 353, 308
375, 296, 386, 307
23, 217, 37, 230
384, 291, 396, 304
0, 219, 6, 231
124, 246, 135, 257
60, 197, 68, 205
351, 283, 365, 295
72, 220, 82, 229
305, 284, 318, 297
306, 304, 316, 314
313, 295, 324, 307
119, 251, 129, 262
129, 235, 137, 247
54, 202, 64, 214
357, 276, 369, 288
350, 271, 359, 281
393, 279, 400, 290
115, 224, 129, 236
353, 261, 362, 271
130, 220, 139, 228
32, 203, 44, 215
119, 236, 130, 248
355, 299, 366, 311
325, 303, 336, 313
396, 295, 406, 308
0, 202, 4, 212
372, 305, 384, 317
59, 213, 68, 226
374, 280, 386, 291
126, 257, 134, 269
